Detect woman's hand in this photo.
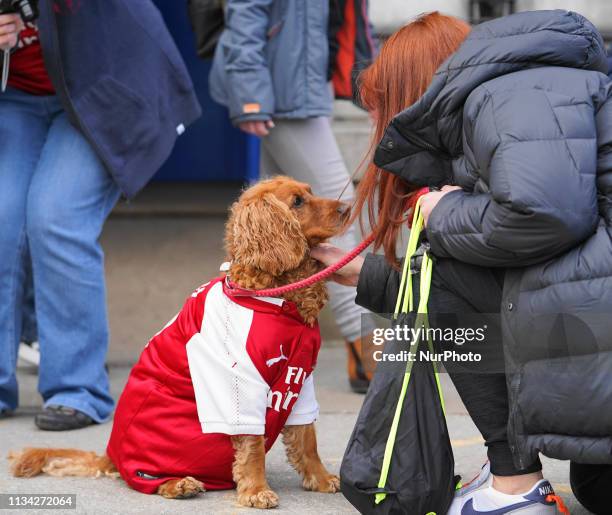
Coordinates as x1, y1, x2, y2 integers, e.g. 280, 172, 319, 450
238, 120, 275, 137
0, 14, 24, 50
310, 243, 364, 287
420, 185, 462, 226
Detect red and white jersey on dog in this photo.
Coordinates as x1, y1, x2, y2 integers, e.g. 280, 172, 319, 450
107, 277, 321, 493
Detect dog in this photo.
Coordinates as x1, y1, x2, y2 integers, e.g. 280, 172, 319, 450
9, 177, 349, 509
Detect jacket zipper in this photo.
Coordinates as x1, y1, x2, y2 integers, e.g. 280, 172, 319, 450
509, 372, 526, 469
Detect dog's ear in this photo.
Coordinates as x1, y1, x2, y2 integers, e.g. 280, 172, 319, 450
226, 193, 308, 276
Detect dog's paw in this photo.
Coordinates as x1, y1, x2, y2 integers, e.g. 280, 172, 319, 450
238, 489, 279, 509
158, 477, 205, 499
322, 474, 341, 493
303, 473, 341, 493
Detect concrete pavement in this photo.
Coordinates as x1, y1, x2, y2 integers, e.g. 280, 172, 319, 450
2, 348, 586, 514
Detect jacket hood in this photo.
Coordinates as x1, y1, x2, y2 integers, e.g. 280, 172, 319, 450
374, 10, 608, 187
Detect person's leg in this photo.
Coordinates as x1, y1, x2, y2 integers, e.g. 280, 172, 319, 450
570, 462, 612, 515
0, 89, 49, 413
27, 106, 120, 424
427, 259, 542, 490
259, 142, 279, 181
20, 250, 38, 345
261, 116, 368, 341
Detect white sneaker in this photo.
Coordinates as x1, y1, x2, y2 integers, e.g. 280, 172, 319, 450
447, 463, 568, 514
18, 341, 40, 368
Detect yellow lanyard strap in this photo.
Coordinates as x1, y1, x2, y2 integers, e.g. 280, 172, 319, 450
375, 198, 446, 505
394, 198, 425, 317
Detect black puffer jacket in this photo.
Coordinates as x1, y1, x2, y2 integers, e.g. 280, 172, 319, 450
367, 10, 612, 468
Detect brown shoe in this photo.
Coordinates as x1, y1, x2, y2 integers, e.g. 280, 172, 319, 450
346, 334, 376, 394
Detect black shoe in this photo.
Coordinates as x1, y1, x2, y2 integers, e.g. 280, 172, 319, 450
0, 408, 13, 419
35, 405, 94, 431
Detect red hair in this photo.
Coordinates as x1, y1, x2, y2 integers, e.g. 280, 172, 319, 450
352, 12, 471, 266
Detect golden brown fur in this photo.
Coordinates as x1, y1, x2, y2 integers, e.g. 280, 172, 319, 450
9, 176, 346, 507
9, 449, 118, 479
156, 477, 205, 499
231, 435, 279, 508
281, 424, 340, 493
226, 176, 349, 325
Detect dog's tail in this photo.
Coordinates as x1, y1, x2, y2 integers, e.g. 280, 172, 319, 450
9, 448, 118, 479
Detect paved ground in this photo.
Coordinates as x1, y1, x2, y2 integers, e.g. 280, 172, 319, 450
2, 349, 586, 514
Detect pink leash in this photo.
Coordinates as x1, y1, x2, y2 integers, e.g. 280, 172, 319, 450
227, 233, 376, 297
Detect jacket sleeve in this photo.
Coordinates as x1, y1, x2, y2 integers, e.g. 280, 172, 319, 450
218, 0, 275, 124
427, 86, 600, 267
355, 253, 400, 314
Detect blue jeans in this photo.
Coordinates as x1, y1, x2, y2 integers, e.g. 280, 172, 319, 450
0, 88, 120, 422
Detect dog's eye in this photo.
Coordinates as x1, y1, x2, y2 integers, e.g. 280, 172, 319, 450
293, 196, 304, 208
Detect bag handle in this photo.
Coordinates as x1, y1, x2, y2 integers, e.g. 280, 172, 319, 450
393, 195, 426, 316
375, 196, 445, 505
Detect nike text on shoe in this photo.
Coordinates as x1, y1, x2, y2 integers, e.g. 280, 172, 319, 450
448, 463, 568, 514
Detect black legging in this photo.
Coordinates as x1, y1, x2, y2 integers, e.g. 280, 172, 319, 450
423, 258, 541, 476
570, 462, 612, 515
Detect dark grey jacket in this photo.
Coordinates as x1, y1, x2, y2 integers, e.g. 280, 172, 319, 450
362, 10, 612, 468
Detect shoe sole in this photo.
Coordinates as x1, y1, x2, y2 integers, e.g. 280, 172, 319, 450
35, 419, 94, 431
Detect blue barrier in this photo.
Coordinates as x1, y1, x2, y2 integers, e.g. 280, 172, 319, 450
152, 1, 260, 183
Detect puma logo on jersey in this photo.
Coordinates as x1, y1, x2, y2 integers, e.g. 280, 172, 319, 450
266, 345, 288, 367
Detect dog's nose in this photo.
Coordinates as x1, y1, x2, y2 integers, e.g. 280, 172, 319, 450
337, 202, 350, 215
